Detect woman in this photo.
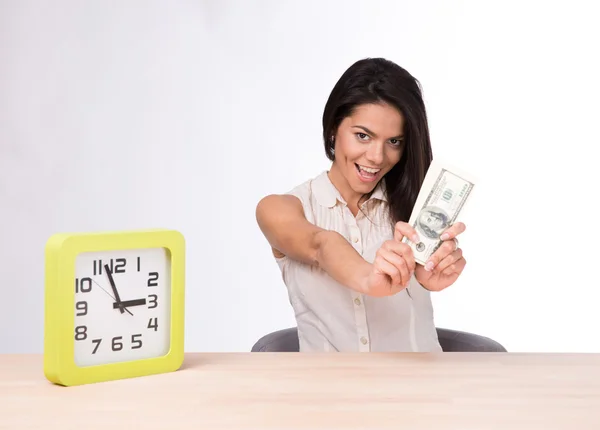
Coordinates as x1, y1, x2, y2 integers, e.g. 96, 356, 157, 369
256, 57, 467, 352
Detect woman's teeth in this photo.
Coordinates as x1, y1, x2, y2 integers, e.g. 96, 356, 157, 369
355, 164, 381, 182
357, 164, 381, 174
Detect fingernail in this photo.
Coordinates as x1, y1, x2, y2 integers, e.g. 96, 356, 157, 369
412, 234, 420, 243
425, 261, 434, 271
440, 233, 449, 241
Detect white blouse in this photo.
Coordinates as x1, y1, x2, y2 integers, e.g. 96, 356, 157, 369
275, 171, 442, 352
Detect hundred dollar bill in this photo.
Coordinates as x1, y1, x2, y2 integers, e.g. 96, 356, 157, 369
402, 159, 476, 265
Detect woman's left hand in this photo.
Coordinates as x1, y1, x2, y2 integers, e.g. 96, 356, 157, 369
415, 222, 467, 292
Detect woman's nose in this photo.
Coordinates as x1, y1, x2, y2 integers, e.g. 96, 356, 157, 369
365, 142, 384, 165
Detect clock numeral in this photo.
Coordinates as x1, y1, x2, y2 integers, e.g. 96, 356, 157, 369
137, 256, 141, 272
148, 294, 158, 309
92, 338, 102, 354
147, 317, 158, 331
114, 258, 126, 273
75, 300, 88, 316
131, 334, 143, 349
75, 325, 88, 341
94, 258, 126, 275
75, 277, 92, 293
112, 336, 123, 351
93, 259, 103, 275
147, 272, 159, 287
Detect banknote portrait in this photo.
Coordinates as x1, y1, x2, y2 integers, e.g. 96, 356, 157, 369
416, 206, 450, 239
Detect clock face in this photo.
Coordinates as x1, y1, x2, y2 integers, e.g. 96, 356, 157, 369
73, 247, 171, 367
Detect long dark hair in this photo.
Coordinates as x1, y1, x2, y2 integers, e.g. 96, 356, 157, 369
322, 57, 433, 225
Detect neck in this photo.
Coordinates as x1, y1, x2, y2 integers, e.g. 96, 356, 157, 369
327, 163, 363, 213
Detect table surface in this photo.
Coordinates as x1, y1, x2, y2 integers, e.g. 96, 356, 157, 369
1, 352, 600, 429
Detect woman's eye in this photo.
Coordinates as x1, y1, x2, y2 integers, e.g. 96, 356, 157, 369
357, 133, 369, 141
390, 139, 403, 146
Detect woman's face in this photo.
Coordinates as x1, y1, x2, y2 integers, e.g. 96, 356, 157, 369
329, 102, 405, 205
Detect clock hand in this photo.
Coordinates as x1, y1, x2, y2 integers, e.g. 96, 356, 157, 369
104, 264, 125, 314
112, 298, 146, 309
90, 278, 133, 316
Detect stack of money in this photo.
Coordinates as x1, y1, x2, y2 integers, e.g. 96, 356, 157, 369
402, 159, 477, 265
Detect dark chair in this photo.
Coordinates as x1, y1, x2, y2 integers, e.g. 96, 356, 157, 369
251, 327, 507, 352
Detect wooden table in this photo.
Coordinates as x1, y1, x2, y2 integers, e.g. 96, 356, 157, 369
1, 352, 600, 429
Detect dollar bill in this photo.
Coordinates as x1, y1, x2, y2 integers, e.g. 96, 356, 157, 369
402, 159, 476, 265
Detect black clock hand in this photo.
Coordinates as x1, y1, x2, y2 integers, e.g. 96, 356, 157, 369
104, 264, 126, 314
112, 298, 146, 309
90, 277, 133, 316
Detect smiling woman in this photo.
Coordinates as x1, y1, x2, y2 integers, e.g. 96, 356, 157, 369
326, 102, 405, 214
255, 58, 467, 353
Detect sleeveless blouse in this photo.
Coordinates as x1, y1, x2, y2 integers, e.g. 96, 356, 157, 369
275, 171, 442, 352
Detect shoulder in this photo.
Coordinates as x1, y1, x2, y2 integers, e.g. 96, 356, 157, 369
282, 171, 332, 209
257, 173, 317, 204
286, 176, 313, 201
255, 171, 326, 228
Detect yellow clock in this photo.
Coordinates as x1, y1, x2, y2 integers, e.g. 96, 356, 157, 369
43, 228, 185, 386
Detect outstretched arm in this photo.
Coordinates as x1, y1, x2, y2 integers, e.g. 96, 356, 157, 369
255, 194, 370, 293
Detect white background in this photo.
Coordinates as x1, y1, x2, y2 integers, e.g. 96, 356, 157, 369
2, 0, 599, 353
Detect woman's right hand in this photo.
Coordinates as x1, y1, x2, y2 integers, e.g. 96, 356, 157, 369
360, 222, 419, 297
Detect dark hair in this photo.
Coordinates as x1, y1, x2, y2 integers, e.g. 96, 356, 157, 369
322, 57, 433, 226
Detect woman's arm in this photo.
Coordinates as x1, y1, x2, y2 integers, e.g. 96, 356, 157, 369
255, 194, 370, 293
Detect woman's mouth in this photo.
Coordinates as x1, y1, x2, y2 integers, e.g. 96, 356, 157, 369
355, 163, 381, 182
